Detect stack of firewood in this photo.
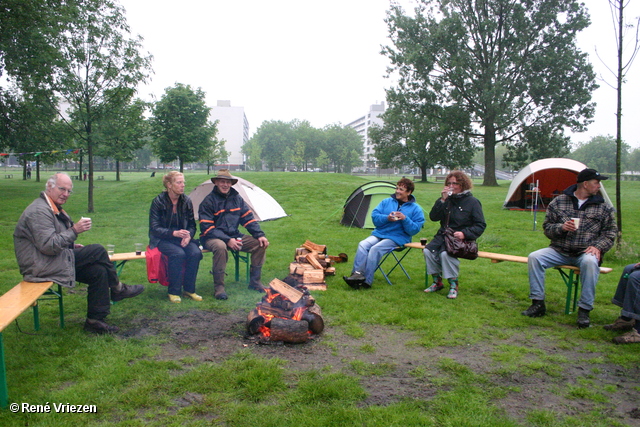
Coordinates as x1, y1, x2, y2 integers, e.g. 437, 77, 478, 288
283, 240, 348, 291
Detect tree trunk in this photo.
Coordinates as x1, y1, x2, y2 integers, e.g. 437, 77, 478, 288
482, 123, 498, 186
116, 160, 121, 181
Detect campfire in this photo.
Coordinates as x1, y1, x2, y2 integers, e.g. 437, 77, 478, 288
247, 278, 324, 343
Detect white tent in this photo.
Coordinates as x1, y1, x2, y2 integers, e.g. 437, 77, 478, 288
503, 158, 613, 209
189, 177, 288, 221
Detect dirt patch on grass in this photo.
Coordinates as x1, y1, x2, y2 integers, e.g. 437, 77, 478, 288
124, 309, 640, 426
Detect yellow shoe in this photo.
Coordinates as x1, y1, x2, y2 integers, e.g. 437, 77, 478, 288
168, 294, 181, 303
183, 292, 203, 301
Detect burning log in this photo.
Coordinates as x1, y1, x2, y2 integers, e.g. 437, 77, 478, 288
268, 318, 309, 343
246, 278, 324, 343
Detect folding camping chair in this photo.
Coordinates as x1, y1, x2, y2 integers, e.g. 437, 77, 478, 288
376, 246, 411, 285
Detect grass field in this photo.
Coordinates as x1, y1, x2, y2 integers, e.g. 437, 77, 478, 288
0, 170, 639, 426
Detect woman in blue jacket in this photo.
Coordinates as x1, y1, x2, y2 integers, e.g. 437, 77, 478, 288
344, 178, 425, 289
423, 171, 486, 299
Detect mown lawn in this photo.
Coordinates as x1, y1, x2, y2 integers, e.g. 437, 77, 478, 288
0, 170, 639, 426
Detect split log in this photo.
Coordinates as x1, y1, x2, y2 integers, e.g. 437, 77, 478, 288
295, 247, 310, 256
268, 318, 309, 343
289, 262, 314, 275
302, 240, 327, 254
305, 254, 324, 270
268, 278, 304, 303
324, 266, 336, 276
256, 303, 293, 319
303, 269, 325, 284
327, 253, 349, 263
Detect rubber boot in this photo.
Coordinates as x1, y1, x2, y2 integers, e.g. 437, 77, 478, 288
447, 278, 458, 299
249, 266, 266, 293
213, 271, 227, 300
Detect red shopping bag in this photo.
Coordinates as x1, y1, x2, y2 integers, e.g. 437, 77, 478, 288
146, 246, 169, 286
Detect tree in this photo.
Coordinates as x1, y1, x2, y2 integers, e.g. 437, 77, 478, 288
0, 0, 76, 142
93, 89, 149, 181
570, 135, 628, 173
370, 87, 474, 181
322, 124, 363, 173
202, 129, 229, 175
1, 87, 71, 181
502, 124, 571, 170
603, 0, 640, 239
384, 0, 597, 186
151, 84, 217, 172
247, 121, 295, 171
49, 0, 152, 212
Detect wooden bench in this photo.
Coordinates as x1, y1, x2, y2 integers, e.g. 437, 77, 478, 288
477, 251, 613, 315
110, 249, 250, 283
97, 175, 104, 180
4, 174, 12, 179
0, 281, 64, 408
434, 176, 446, 182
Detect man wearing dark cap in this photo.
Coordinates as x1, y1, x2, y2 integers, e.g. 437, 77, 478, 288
522, 168, 617, 328
198, 169, 269, 300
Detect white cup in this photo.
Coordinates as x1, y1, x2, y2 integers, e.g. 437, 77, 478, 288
107, 244, 115, 256
572, 218, 580, 229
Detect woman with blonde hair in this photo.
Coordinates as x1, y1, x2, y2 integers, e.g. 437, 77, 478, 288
149, 171, 203, 303
423, 170, 486, 299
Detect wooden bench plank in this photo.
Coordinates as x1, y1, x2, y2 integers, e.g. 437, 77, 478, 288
0, 281, 54, 332
477, 251, 612, 274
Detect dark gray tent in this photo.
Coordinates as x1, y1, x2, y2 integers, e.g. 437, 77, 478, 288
341, 181, 395, 229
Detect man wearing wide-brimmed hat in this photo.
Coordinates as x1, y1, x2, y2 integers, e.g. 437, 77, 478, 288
198, 169, 270, 300
522, 168, 617, 329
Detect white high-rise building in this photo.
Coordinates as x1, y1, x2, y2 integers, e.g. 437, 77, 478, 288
346, 102, 385, 170
210, 100, 249, 169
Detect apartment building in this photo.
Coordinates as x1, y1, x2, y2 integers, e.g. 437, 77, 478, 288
345, 102, 385, 170
210, 100, 249, 169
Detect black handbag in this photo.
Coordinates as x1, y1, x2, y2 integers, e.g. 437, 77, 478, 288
443, 208, 478, 260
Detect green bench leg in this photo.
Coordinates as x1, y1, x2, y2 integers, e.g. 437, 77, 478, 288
231, 250, 250, 283
556, 268, 579, 314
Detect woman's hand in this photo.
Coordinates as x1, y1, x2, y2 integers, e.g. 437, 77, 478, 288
453, 231, 465, 240
172, 229, 190, 239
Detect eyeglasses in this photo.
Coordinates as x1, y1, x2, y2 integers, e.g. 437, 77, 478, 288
446, 182, 461, 186
57, 186, 73, 194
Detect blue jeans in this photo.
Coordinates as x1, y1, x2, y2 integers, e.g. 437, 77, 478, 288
158, 240, 203, 296
611, 264, 640, 321
352, 235, 398, 285
528, 247, 600, 310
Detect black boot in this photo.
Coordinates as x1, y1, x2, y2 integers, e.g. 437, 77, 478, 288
577, 307, 591, 329
111, 282, 145, 302
84, 318, 119, 334
249, 266, 266, 293
521, 299, 546, 318
213, 271, 227, 300
343, 271, 366, 289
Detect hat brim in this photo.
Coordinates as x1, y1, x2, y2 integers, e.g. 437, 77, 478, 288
211, 176, 238, 185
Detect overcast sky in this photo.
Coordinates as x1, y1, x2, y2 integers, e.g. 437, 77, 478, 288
118, 0, 640, 147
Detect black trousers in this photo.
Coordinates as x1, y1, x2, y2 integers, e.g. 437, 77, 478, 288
74, 244, 119, 320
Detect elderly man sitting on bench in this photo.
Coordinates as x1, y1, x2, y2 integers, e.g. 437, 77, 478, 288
13, 173, 144, 334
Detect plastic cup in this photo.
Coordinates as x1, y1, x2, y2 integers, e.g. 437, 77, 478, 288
572, 218, 580, 229
135, 243, 144, 255
420, 237, 427, 246
107, 244, 115, 256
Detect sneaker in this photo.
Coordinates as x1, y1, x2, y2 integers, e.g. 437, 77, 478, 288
111, 283, 145, 302
183, 292, 203, 301
424, 282, 444, 293
84, 319, 119, 334
521, 300, 546, 318
168, 294, 181, 303
447, 287, 458, 299
577, 307, 591, 329
612, 329, 640, 344
604, 317, 636, 331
